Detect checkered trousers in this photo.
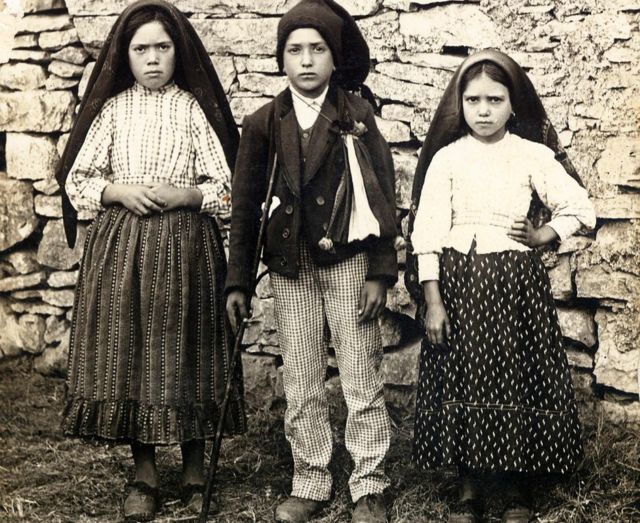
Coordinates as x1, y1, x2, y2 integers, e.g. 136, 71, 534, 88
270, 242, 391, 502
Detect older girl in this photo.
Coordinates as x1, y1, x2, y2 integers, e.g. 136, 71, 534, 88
407, 50, 595, 523
57, 1, 245, 520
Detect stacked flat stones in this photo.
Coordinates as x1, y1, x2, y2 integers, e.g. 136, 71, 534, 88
0, 0, 637, 423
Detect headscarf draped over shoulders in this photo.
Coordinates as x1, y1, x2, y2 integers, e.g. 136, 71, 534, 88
56, 0, 239, 247
404, 49, 584, 306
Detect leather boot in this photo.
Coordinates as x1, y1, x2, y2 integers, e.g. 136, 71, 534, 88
352, 493, 387, 523
274, 496, 327, 523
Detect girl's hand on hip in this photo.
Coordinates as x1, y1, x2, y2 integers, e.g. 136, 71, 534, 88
508, 217, 540, 247
425, 302, 450, 345
102, 183, 166, 216
508, 218, 558, 247
358, 280, 387, 324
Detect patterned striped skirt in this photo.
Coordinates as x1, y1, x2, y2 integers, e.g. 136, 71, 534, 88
62, 207, 246, 445
413, 246, 582, 475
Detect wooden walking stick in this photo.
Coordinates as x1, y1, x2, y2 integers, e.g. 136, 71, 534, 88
199, 153, 279, 523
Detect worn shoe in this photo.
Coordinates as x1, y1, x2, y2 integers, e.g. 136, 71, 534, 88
274, 496, 326, 522
352, 493, 387, 523
123, 481, 159, 522
181, 483, 207, 514
501, 499, 532, 523
448, 497, 484, 523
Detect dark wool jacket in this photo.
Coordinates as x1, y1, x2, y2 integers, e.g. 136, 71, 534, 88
225, 85, 398, 295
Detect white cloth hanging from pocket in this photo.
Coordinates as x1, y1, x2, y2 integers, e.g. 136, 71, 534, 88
345, 134, 380, 242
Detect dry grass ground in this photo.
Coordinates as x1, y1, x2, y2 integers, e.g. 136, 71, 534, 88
1, 358, 638, 522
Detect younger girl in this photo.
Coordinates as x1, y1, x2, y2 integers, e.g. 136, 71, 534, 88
407, 50, 596, 522
56, 1, 245, 520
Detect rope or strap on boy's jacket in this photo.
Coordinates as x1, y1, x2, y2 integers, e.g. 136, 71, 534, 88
291, 89, 382, 251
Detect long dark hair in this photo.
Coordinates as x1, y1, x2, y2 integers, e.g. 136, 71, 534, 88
114, 6, 187, 92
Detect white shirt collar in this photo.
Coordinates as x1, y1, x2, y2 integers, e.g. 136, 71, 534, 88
290, 85, 329, 130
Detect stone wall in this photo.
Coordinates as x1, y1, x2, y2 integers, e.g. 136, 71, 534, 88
0, 0, 638, 423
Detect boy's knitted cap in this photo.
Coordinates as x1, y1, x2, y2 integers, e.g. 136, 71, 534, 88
277, 0, 343, 69
276, 0, 370, 90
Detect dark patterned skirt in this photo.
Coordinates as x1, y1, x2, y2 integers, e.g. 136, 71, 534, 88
62, 207, 246, 445
413, 246, 582, 475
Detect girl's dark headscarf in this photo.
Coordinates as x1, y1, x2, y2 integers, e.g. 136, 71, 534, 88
405, 49, 585, 308
56, 0, 239, 248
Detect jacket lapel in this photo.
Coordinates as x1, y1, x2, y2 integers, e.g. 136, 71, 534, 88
303, 87, 340, 185
275, 90, 301, 197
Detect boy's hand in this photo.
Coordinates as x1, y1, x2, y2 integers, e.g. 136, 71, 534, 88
424, 302, 450, 345
102, 183, 166, 216
508, 218, 558, 248
226, 291, 251, 333
358, 280, 387, 323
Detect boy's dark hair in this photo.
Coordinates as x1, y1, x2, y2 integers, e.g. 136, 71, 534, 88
116, 6, 187, 90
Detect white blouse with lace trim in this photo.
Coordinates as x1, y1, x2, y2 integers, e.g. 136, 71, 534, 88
65, 81, 231, 218
411, 132, 596, 282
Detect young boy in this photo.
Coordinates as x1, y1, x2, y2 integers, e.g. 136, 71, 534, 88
225, 1, 398, 521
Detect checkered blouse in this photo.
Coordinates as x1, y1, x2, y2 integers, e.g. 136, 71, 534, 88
65, 81, 231, 218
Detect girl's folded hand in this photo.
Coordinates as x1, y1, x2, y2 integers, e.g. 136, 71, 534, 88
149, 184, 203, 211
102, 183, 166, 216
